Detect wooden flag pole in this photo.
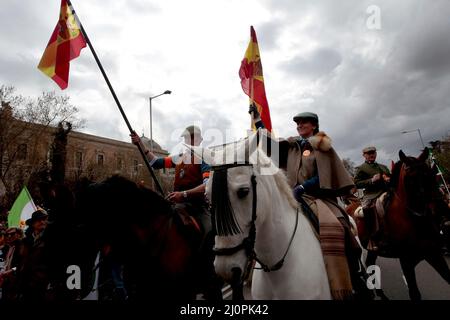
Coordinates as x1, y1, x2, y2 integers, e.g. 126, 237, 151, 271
66, 0, 164, 196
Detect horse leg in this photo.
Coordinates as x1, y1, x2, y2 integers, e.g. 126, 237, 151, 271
425, 253, 450, 284
365, 250, 378, 267
364, 250, 389, 300
399, 256, 422, 300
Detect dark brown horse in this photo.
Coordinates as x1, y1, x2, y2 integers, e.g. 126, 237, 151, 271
43, 175, 220, 301
347, 149, 450, 300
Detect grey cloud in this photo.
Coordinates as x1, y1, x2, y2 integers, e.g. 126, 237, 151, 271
126, 0, 161, 14
257, 20, 284, 50
147, 97, 235, 152
0, 54, 51, 90
398, 6, 450, 78
281, 48, 342, 79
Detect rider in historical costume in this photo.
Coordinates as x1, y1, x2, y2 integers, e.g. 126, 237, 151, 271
251, 108, 365, 300
131, 125, 222, 300
354, 146, 391, 251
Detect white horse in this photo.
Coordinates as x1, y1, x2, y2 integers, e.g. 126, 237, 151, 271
191, 133, 331, 299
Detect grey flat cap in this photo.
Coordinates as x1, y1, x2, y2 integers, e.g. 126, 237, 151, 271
362, 146, 377, 153
293, 112, 319, 122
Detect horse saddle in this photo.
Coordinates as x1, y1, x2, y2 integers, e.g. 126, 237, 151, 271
355, 192, 390, 220
375, 192, 390, 219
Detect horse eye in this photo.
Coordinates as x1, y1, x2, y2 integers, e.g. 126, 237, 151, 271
237, 187, 250, 199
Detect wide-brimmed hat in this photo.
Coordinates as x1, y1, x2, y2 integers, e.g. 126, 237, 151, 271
25, 208, 49, 226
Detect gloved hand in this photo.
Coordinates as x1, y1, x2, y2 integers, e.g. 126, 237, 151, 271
248, 103, 261, 121
130, 131, 141, 146
293, 184, 305, 202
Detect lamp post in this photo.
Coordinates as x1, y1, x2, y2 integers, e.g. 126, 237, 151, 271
401, 128, 425, 149
149, 90, 171, 151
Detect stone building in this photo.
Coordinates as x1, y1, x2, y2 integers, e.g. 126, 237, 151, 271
0, 113, 173, 203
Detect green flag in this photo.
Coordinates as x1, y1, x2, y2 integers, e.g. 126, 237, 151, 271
8, 186, 37, 229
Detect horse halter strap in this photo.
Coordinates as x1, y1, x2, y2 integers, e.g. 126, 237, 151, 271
213, 163, 299, 274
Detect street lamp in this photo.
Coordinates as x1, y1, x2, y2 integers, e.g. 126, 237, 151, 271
401, 128, 425, 149
149, 90, 171, 151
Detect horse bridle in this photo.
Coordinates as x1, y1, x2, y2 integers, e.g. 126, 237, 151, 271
212, 163, 299, 280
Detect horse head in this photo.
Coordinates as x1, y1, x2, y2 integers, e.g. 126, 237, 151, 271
396, 148, 435, 216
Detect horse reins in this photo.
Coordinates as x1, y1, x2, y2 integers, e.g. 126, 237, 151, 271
213, 164, 299, 279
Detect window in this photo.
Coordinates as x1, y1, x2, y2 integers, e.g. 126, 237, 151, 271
133, 159, 139, 172
75, 151, 83, 169
97, 154, 104, 166
117, 157, 123, 171
17, 144, 27, 160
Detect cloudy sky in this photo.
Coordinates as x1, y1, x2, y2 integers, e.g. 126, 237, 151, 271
1, 0, 450, 165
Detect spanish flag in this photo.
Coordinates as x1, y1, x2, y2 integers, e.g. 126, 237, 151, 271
38, 0, 86, 90
239, 26, 272, 132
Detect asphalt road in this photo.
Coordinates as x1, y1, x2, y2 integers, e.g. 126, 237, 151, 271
370, 253, 450, 300
236, 253, 450, 300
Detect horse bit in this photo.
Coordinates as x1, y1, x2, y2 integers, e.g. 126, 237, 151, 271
212, 163, 299, 279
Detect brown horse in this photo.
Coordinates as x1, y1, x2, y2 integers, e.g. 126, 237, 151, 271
42, 176, 221, 301
347, 149, 450, 300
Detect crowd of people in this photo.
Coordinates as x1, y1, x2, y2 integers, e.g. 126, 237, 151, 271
0, 209, 48, 301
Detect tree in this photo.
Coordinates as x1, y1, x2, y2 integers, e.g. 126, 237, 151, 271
430, 137, 450, 183
0, 85, 85, 207
50, 121, 72, 185
342, 157, 356, 177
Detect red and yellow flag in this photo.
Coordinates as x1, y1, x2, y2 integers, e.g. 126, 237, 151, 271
38, 0, 86, 90
239, 26, 272, 132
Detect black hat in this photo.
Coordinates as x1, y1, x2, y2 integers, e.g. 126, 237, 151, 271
25, 208, 49, 226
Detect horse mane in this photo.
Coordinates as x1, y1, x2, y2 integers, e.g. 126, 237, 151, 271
273, 169, 299, 210
211, 168, 242, 236
257, 149, 298, 210
102, 175, 172, 216
390, 160, 403, 189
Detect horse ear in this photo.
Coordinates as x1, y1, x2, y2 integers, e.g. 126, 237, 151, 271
418, 147, 429, 162
399, 150, 408, 163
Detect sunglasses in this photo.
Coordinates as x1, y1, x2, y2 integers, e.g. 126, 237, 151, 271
364, 151, 376, 155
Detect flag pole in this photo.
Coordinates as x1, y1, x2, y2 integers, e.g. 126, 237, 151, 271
66, 0, 164, 196
430, 150, 450, 197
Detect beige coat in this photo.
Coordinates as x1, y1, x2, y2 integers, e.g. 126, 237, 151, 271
285, 132, 354, 196
282, 131, 357, 300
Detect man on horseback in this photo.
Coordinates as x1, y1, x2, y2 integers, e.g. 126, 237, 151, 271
131, 125, 210, 230
354, 146, 391, 251
130, 125, 222, 300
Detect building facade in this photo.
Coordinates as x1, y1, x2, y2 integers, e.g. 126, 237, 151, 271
1, 115, 173, 203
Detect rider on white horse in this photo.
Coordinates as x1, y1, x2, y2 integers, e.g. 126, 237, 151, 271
251, 107, 366, 300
